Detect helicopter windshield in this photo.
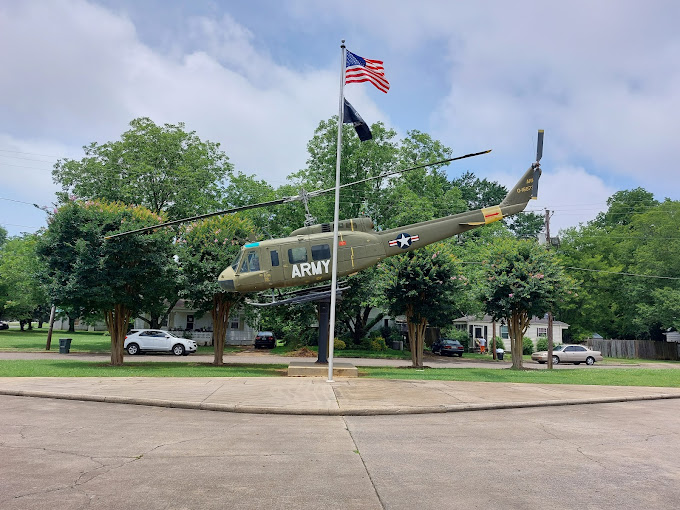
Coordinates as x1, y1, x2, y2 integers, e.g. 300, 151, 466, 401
231, 252, 242, 271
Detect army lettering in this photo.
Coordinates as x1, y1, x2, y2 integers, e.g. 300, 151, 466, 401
291, 260, 331, 278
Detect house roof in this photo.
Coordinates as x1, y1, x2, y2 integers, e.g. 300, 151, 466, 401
453, 314, 569, 327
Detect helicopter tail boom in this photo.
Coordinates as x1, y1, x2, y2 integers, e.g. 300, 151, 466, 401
499, 164, 541, 209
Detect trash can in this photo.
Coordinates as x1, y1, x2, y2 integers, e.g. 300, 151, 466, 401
59, 338, 72, 354
392, 340, 403, 351
496, 348, 504, 360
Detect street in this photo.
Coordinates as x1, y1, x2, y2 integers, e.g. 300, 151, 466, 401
2, 395, 679, 509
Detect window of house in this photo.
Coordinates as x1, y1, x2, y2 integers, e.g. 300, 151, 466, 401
270, 250, 279, 267
500, 326, 509, 339
537, 327, 548, 338
455, 324, 466, 331
229, 316, 240, 329
288, 247, 308, 264
311, 244, 331, 260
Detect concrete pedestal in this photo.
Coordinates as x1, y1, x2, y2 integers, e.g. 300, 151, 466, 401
287, 361, 358, 377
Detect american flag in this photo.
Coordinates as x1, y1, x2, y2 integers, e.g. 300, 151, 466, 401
345, 50, 390, 93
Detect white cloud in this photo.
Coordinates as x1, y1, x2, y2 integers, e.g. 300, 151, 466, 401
488, 164, 616, 235
0, 0, 367, 191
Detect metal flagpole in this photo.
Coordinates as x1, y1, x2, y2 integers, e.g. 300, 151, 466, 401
328, 40, 346, 383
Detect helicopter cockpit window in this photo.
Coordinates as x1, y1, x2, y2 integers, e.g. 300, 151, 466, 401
248, 252, 260, 271
231, 253, 242, 271
288, 247, 308, 264
270, 250, 280, 267
240, 251, 260, 273
311, 244, 331, 261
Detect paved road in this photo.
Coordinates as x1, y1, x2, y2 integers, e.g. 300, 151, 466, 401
2, 395, 679, 509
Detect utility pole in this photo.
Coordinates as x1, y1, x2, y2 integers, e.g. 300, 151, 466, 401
545, 209, 554, 370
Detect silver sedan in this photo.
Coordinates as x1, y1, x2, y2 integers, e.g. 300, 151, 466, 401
532, 344, 603, 365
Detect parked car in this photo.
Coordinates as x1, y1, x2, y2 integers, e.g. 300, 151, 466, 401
124, 329, 197, 356
0, 320, 9, 330
531, 344, 603, 365
254, 331, 277, 349
432, 339, 465, 357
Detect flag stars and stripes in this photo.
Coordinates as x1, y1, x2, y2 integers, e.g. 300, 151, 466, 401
345, 50, 390, 93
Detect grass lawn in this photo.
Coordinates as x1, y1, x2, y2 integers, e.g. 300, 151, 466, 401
0, 359, 678, 387
0, 360, 287, 377
361, 366, 680, 387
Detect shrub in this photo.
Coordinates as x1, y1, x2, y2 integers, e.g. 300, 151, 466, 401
493, 336, 505, 350
522, 337, 535, 355
536, 337, 549, 352
444, 328, 471, 351
370, 336, 388, 351
334, 338, 346, 350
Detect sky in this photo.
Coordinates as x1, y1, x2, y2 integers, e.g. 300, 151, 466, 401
1, 0, 679, 238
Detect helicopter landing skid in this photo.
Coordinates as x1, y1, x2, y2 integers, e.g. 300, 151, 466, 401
245, 284, 349, 307
246, 283, 349, 364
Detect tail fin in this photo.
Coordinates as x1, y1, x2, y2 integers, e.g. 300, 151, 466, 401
500, 164, 541, 208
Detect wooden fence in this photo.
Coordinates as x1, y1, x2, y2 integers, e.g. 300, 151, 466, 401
586, 339, 680, 361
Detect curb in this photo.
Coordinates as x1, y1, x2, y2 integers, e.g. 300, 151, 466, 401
2, 389, 680, 416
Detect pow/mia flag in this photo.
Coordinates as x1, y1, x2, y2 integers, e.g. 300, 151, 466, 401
343, 99, 373, 142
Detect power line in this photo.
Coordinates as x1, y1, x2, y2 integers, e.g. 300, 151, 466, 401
563, 266, 680, 280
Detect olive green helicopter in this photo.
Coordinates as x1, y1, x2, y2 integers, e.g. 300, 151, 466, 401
109, 130, 544, 304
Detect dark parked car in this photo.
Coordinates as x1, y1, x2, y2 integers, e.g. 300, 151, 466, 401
254, 331, 276, 349
0, 320, 9, 330
432, 339, 464, 357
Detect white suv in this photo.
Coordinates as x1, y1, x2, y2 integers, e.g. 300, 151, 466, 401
124, 329, 197, 356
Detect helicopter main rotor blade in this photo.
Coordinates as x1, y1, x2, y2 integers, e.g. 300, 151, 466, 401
105, 149, 491, 239
104, 198, 290, 239
308, 149, 492, 198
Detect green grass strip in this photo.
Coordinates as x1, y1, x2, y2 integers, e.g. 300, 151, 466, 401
0, 360, 287, 377
361, 366, 680, 387
1, 360, 679, 387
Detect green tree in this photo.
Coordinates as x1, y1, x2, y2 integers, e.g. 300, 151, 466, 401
380, 243, 468, 367
0, 235, 47, 324
52, 117, 233, 327
53, 117, 232, 219
594, 188, 658, 228
178, 215, 255, 365
37, 200, 175, 365
481, 239, 575, 369
336, 266, 385, 346
0, 226, 7, 248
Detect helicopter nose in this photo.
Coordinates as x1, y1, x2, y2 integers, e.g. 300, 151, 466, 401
218, 267, 236, 292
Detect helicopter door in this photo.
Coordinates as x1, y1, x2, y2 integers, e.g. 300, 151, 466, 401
265, 246, 283, 288
234, 249, 266, 291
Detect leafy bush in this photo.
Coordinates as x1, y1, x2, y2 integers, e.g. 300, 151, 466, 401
370, 336, 388, 351
443, 328, 471, 351
536, 337, 549, 352
334, 338, 346, 350
493, 336, 505, 350
522, 337, 535, 355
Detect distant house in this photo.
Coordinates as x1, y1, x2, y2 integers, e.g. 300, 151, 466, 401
452, 314, 569, 349
132, 300, 257, 346
663, 330, 680, 343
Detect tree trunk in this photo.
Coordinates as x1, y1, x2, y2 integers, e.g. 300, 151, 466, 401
211, 293, 235, 366
508, 310, 529, 370
105, 304, 131, 366
406, 305, 428, 368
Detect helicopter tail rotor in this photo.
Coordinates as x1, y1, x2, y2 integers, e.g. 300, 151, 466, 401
531, 129, 544, 200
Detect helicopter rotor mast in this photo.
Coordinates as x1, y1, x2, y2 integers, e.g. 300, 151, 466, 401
104, 149, 491, 240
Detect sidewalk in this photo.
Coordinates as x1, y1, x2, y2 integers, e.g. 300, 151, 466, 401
1, 376, 679, 415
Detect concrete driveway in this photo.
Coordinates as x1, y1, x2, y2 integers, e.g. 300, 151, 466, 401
2, 395, 679, 510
